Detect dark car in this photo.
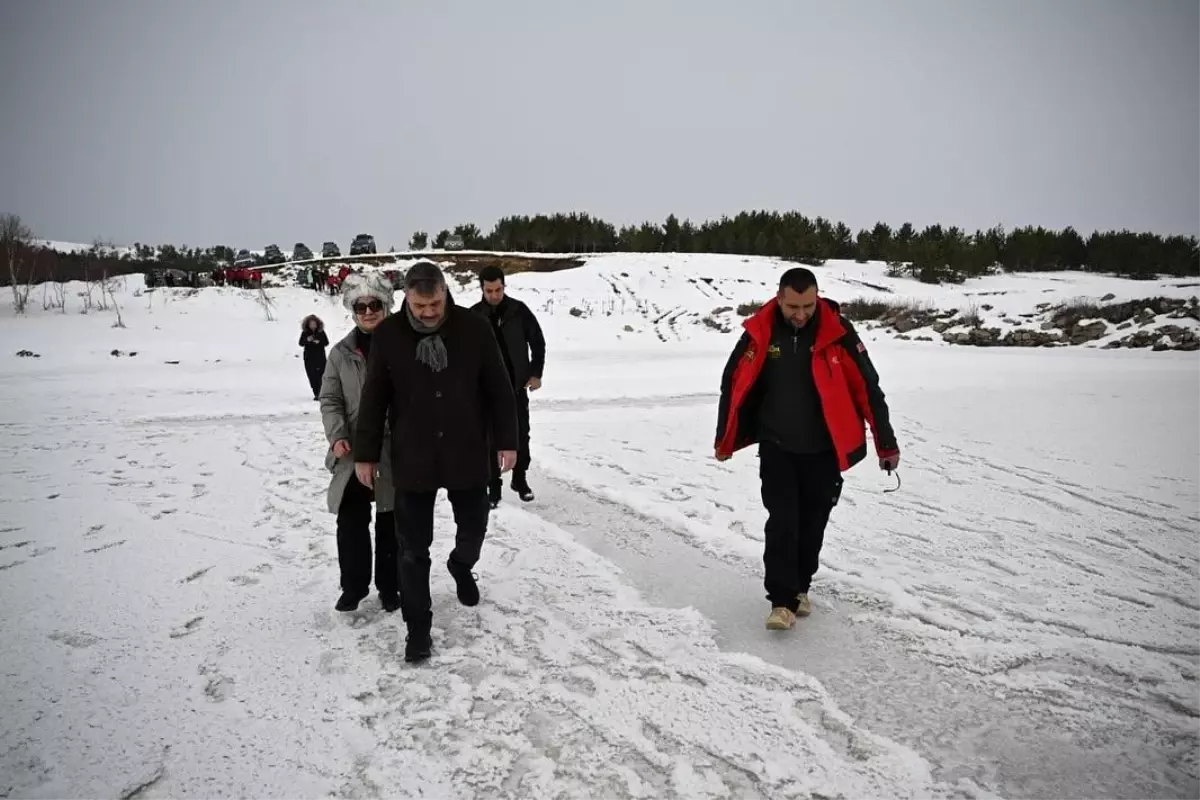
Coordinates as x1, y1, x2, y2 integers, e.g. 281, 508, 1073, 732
322, 241, 341, 258
349, 233, 376, 255
293, 243, 314, 261
263, 244, 285, 264
233, 249, 256, 267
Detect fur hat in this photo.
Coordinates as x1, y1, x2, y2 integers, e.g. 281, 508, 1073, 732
341, 272, 394, 312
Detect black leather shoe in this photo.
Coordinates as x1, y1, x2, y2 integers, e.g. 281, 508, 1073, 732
335, 590, 367, 612
404, 631, 432, 663
446, 556, 480, 606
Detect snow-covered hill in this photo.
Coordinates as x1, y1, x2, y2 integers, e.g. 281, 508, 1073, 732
9, 251, 1200, 354
1, 251, 1198, 799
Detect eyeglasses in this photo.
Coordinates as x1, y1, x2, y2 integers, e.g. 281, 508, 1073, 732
353, 300, 383, 314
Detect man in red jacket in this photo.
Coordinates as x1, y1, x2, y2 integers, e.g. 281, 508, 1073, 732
714, 267, 900, 631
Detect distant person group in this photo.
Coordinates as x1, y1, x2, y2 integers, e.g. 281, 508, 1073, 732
302, 261, 898, 663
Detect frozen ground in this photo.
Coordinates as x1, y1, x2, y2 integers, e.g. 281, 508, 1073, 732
1, 258, 1198, 799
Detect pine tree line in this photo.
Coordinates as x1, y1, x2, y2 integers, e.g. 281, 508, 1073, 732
3, 209, 1197, 287
417, 211, 1198, 281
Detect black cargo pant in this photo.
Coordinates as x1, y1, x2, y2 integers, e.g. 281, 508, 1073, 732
337, 475, 399, 598
489, 386, 531, 485
396, 486, 490, 632
759, 441, 843, 611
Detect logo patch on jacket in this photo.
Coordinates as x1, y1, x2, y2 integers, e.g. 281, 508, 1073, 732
856, 341, 866, 354
767, 344, 782, 359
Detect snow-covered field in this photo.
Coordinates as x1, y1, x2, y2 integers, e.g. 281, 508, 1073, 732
1, 254, 1198, 799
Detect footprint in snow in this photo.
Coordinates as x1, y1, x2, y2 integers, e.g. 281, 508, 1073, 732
169, 616, 204, 639
49, 630, 102, 649
181, 566, 214, 583
84, 540, 127, 554
199, 663, 234, 702
318, 650, 347, 676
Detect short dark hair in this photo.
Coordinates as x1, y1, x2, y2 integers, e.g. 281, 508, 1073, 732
779, 267, 818, 294
479, 265, 505, 285
404, 261, 446, 296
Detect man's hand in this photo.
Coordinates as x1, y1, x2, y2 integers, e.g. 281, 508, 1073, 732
879, 453, 900, 472
355, 462, 376, 488
714, 448, 730, 462
498, 450, 517, 472
526, 376, 542, 391
332, 439, 351, 459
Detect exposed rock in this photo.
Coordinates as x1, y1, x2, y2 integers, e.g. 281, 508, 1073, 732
1066, 320, 1108, 345
16, 349, 41, 358
942, 327, 1002, 346
1100, 293, 1116, 301
1003, 329, 1063, 347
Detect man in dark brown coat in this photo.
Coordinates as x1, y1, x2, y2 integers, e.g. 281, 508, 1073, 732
353, 261, 518, 664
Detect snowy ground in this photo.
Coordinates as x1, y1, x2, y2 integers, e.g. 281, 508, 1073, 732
2, 259, 1198, 799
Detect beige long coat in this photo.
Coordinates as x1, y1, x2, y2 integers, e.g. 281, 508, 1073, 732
319, 330, 395, 513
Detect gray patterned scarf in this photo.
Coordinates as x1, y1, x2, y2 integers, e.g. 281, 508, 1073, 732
406, 305, 448, 372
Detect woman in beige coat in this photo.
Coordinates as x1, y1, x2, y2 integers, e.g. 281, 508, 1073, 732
319, 273, 401, 613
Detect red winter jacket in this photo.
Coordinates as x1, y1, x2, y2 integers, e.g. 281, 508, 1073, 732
715, 297, 899, 471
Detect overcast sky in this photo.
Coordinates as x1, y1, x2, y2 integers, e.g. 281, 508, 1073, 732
1, 0, 1196, 249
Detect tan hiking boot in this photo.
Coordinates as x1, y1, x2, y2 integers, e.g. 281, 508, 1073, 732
796, 593, 812, 617
766, 606, 796, 630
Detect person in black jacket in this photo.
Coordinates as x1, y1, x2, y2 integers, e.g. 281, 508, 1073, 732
470, 265, 546, 507
353, 261, 518, 664
299, 315, 329, 400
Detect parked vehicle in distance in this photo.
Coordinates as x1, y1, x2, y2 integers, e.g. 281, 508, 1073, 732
233, 249, 256, 267
263, 244, 285, 264
293, 243, 313, 261
349, 233, 376, 255
322, 241, 341, 258
444, 234, 465, 251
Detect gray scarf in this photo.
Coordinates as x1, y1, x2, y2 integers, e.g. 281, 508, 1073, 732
406, 306, 448, 372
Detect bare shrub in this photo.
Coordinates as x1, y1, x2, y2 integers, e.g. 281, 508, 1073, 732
737, 301, 763, 316
257, 285, 276, 321
1, 213, 35, 313
102, 270, 125, 327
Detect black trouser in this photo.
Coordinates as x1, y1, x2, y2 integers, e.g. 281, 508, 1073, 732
490, 386, 531, 485
304, 356, 324, 398
759, 441, 843, 610
337, 475, 398, 598
396, 487, 489, 632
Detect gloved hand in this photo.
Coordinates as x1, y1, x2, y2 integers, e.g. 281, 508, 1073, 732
879, 453, 900, 472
